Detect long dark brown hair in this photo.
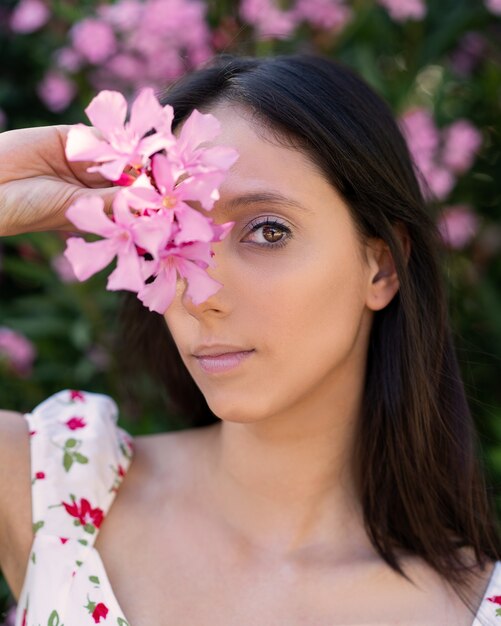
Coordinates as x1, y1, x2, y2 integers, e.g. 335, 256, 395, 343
117, 53, 501, 619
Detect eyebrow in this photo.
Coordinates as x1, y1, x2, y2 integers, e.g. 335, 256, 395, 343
222, 191, 311, 213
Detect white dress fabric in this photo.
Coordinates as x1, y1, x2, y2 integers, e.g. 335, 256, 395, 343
13, 388, 501, 625
16, 389, 134, 626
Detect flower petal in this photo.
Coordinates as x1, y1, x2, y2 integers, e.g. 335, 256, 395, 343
107, 246, 144, 292
84, 90, 127, 138
88, 157, 130, 181
174, 204, 214, 244
137, 262, 177, 313
128, 87, 164, 138
65, 124, 116, 162
64, 237, 117, 280
177, 257, 222, 305
65, 196, 117, 237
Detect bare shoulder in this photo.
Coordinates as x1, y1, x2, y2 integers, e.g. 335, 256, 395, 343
0, 409, 33, 600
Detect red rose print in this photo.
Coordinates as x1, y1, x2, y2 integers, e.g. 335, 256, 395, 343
29, 430, 37, 436
21, 607, 27, 626
35, 471, 45, 479
65, 416, 87, 430
117, 464, 126, 478
488, 595, 501, 605
69, 390, 85, 401
62, 497, 104, 529
59, 537, 69, 544
92, 602, 109, 623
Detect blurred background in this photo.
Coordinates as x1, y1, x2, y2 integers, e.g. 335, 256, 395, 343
0, 0, 500, 620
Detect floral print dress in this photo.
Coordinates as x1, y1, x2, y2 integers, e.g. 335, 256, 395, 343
15, 389, 134, 626
12, 388, 501, 626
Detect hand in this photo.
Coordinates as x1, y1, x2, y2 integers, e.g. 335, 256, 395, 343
0, 125, 117, 237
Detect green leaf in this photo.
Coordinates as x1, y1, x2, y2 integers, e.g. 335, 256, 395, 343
83, 523, 96, 534
78, 538, 88, 546
73, 452, 88, 464
32, 520, 45, 534
65, 438, 78, 448
89, 575, 100, 585
117, 619, 130, 626
47, 610, 61, 626
63, 452, 73, 472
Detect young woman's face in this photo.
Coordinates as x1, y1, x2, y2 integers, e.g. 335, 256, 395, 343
163, 103, 388, 424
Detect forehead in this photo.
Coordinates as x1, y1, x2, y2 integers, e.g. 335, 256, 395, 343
201, 102, 334, 204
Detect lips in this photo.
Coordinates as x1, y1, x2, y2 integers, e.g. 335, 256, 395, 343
194, 350, 255, 374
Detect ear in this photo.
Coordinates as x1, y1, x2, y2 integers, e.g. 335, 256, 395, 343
365, 222, 410, 312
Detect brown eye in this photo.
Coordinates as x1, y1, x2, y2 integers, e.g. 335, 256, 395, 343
244, 217, 292, 249
262, 224, 285, 243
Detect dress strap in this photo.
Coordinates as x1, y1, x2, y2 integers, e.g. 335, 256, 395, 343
23, 389, 134, 548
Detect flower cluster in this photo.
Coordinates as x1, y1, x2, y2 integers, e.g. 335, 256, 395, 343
63, 88, 238, 314
48, 0, 212, 110
239, 0, 352, 40
399, 107, 482, 201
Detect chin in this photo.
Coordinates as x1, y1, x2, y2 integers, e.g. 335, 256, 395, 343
205, 393, 273, 424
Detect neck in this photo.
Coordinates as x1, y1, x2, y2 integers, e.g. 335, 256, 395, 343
202, 362, 375, 564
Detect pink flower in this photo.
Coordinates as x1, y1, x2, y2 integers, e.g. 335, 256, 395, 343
138, 240, 224, 313
69, 390, 85, 401
240, 0, 298, 39
65, 416, 86, 430
437, 205, 480, 249
62, 497, 104, 529
54, 47, 83, 73
37, 72, 76, 113
71, 18, 117, 64
485, 0, 501, 15
9, 0, 50, 33
167, 109, 239, 205
488, 594, 501, 605
91, 603, 109, 623
0, 327, 36, 377
66, 88, 172, 181
2, 604, 17, 626
377, 0, 426, 21
64, 193, 169, 293
441, 120, 482, 174
294, 0, 352, 31
51, 253, 77, 282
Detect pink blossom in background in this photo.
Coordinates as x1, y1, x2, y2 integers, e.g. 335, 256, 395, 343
1, 604, 17, 626
422, 166, 455, 201
399, 107, 481, 201
437, 205, 480, 249
485, 0, 501, 15
37, 71, 76, 112
54, 47, 83, 73
97, 0, 143, 31
441, 119, 482, 174
0, 327, 36, 377
9, 0, 50, 33
240, 0, 298, 39
71, 18, 117, 64
294, 0, 352, 31
377, 0, 426, 22
51, 253, 78, 283
450, 32, 486, 77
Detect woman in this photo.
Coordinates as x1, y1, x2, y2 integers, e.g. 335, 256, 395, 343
0, 53, 500, 626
